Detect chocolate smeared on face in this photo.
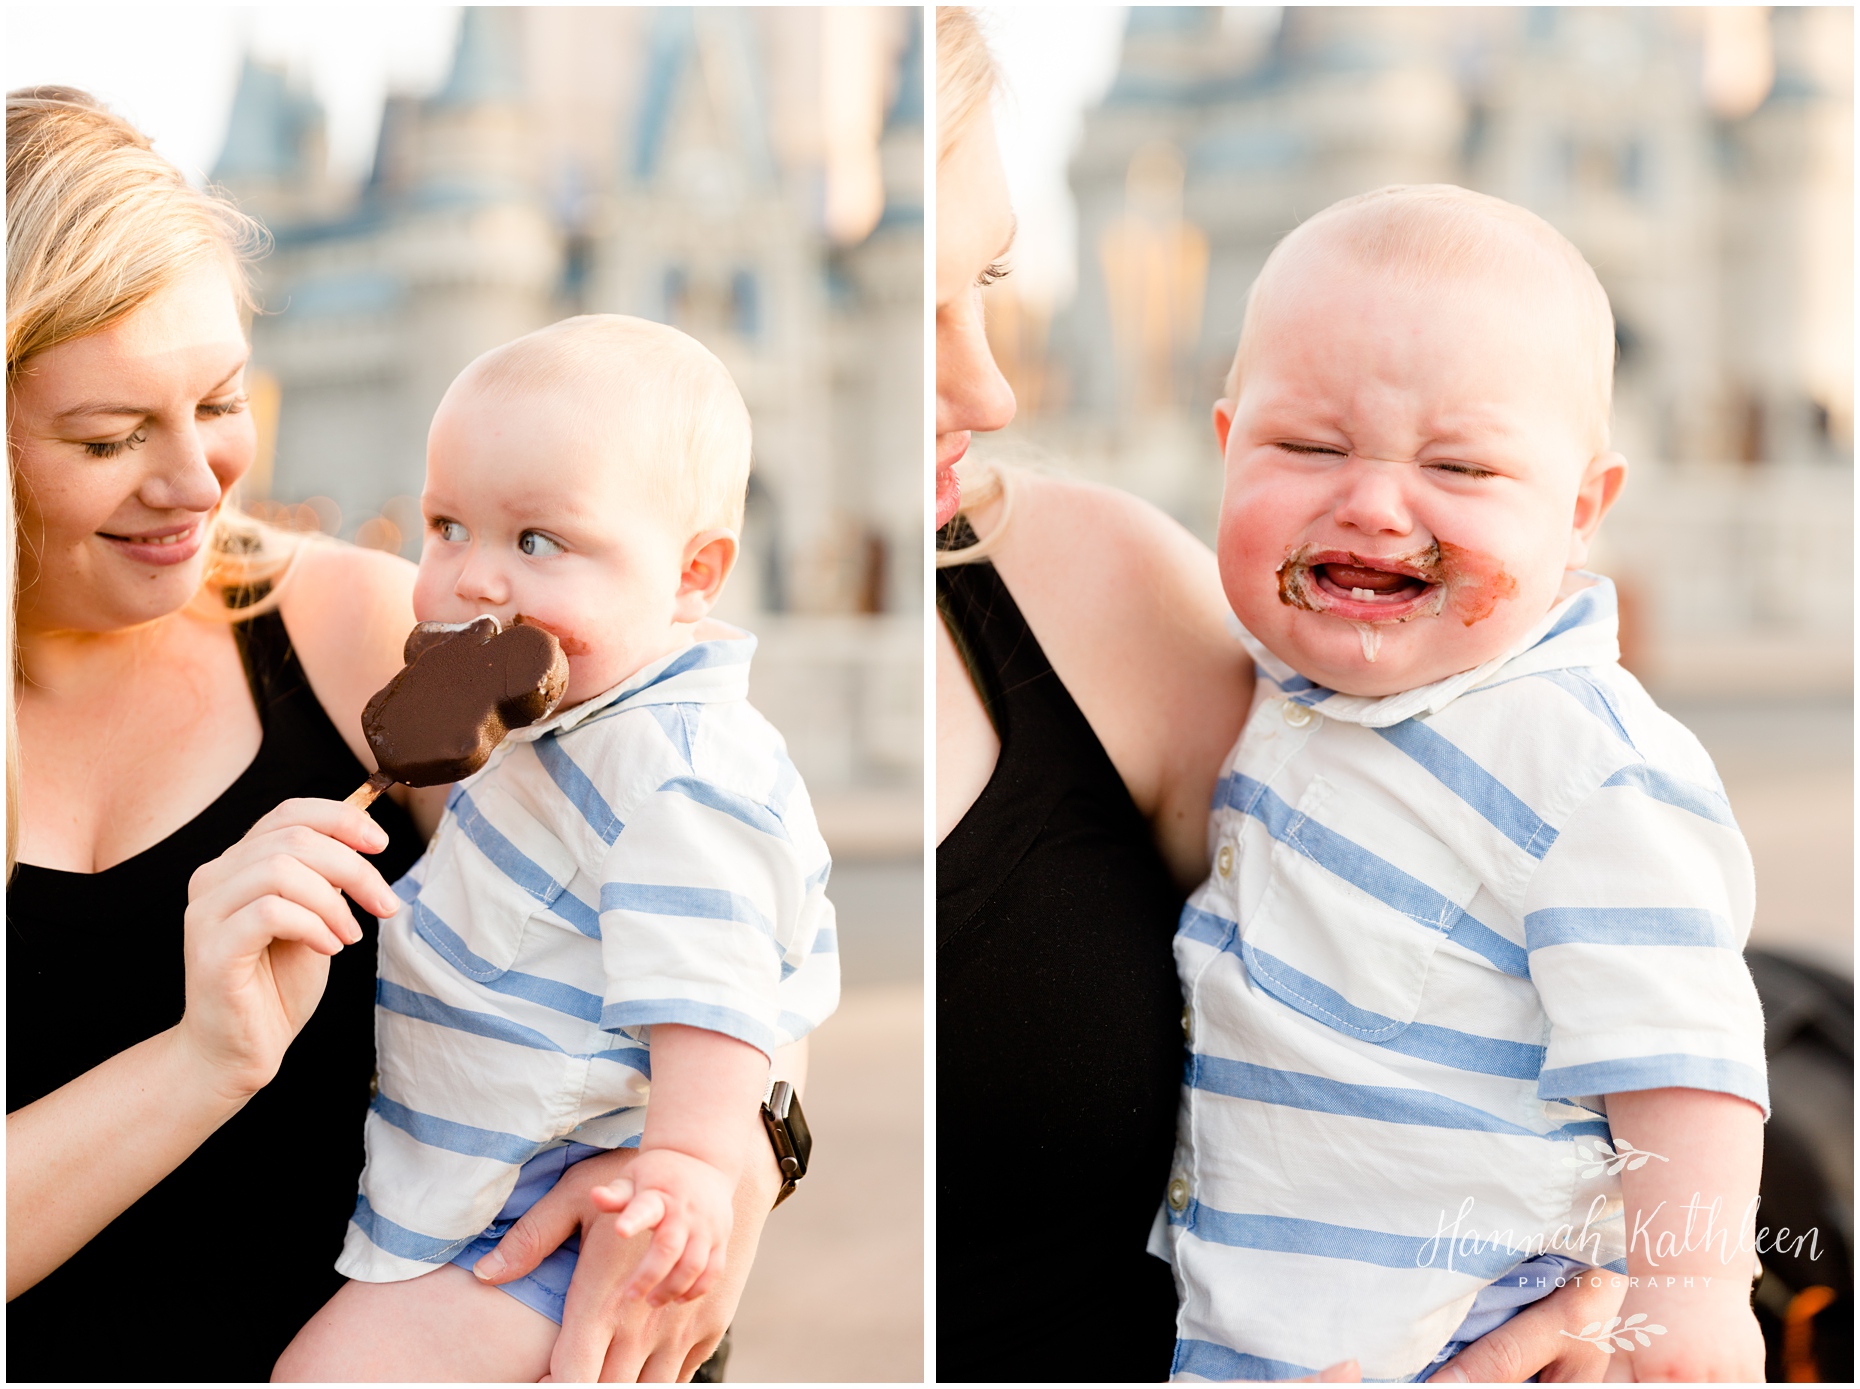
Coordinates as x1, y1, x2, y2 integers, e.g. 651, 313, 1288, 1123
1275, 541, 1516, 628
513, 612, 591, 657
361, 616, 570, 787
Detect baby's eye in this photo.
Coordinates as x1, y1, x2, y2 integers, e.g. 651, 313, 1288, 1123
82, 429, 148, 460
431, 518, 469, 543
1426, 461, 1495, 479
1276, 441, 1346, 457
518, 530, 565, 557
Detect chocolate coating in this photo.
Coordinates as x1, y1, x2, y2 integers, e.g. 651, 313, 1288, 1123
362, 618, 569, 787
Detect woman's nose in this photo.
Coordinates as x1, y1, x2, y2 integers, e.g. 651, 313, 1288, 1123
1331, 461, 1415, 537
935, 288, 1016, 437
138, 430, 224, 514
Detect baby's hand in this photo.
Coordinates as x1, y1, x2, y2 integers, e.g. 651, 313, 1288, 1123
590, 1148, 737, 1307
1602, 1286, 1764, 1382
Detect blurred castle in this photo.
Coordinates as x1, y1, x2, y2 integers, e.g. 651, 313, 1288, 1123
217, 7, 924, 826
986, 6, 1852, 695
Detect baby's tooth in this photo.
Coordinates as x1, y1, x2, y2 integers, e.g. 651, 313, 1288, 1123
1352, 587, 1374, 600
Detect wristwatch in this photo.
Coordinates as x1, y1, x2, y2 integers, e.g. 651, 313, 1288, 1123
760, 1080, 811, 1208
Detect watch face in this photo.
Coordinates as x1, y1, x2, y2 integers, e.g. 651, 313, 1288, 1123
783, 1089, 813, 1175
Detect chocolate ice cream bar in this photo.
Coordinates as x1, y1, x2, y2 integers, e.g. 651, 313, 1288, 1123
345, 615, 569, 808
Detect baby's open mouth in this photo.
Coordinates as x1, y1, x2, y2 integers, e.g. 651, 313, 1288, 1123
1279, 546, 1444, 622
1312, 561, 1430, 606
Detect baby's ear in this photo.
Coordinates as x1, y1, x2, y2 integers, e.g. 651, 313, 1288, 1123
1213, 399, 1236, 457
1567, 451, 1628, 569
674, 529, 739, 623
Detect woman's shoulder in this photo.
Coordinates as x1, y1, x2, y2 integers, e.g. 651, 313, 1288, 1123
992, 470, 1232, 658
274, 541, 417, 754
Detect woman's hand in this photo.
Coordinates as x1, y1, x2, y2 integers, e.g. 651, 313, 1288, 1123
8, 795, 398, 1299
1427, 1272, 1623, 1382
474, 1143, 782, 1382
178, 797, 399, 1101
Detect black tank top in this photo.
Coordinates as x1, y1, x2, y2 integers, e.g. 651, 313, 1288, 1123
936, 549, 1186, 1383
7, 606, 424, 1382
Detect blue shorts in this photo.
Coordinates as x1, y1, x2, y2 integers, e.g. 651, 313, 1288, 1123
447, 1141, 619, 1325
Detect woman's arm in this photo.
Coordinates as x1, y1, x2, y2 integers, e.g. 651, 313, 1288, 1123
967, 469, 1254, 886
277, 541, 448, 840
7, 798, 399, 1298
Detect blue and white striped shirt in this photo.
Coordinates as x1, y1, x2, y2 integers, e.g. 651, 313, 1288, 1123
1158, 577, 1766, 1382
338, 631, 838, 1283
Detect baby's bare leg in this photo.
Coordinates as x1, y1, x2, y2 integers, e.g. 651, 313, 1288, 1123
273, 1264, 557, 1382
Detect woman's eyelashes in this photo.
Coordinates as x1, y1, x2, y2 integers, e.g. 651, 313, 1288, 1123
82, 429, 148, 459
77, 394, 245, 457
518, 530, 566, 558
977, 260, 1010, 287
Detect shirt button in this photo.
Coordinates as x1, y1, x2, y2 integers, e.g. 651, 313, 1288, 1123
1181, 1005, 1192, 1040
1282, 701, 1314, 728
1216, 844, 1234, 878
1167, 1177, 1191, 1212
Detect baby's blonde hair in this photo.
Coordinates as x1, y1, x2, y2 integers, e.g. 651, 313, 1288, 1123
1226, 185, 1616, 450
457, 315, 752, 536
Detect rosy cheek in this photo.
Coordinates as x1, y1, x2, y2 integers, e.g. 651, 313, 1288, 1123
1433, 539, 1520, 627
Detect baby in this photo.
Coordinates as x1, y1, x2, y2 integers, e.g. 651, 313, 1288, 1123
1159, 187, 1767, 1382
280, 316, 838, 1379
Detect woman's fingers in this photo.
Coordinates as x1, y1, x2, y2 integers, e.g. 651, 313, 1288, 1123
195, 852, 364, 952
246, 796, 392, 855
474, 1181, 582, 1285
674, 1335, 724, 1384
216, 823, 398, 923
637, 1340, 695, 1384
1427, 1275, 1616, 1383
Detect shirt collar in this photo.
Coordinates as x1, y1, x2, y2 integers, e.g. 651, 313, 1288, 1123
501, 626, 757, 743
1236, 573, 1620, 729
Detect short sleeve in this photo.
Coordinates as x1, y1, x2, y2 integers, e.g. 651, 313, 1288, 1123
1523, 764, 1768, 1116
595, 777, 836, 1057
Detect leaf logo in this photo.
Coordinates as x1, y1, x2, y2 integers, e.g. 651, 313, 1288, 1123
1560, 1313, 1666, 1353
1561, 1137, 1669, 1179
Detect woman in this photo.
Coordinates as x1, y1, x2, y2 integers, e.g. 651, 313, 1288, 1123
5, 88, 782, 1383
933, 11, 1616, 1382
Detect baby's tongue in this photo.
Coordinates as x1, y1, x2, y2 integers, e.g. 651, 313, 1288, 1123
1324, 563, 1410, 593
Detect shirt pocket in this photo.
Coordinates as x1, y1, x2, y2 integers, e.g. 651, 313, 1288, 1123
1242, 774, 1481, 1040
412, 780, 579, 982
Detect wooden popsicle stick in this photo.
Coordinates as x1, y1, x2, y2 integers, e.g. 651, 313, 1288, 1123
345, 770, 396, 809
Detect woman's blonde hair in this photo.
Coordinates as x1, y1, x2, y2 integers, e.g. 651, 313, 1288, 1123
936, 8, 998, 165
6, 87, 302, 876
933, 10, 1013, 566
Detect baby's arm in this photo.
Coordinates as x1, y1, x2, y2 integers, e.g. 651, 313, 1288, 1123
591, 1024, 770, 1307
1602, 1087, 1764, 1382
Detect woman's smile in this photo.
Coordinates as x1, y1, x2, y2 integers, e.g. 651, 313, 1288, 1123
96, 516, 207, 567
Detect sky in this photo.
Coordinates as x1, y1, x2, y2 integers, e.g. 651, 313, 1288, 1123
972, 4, 1128, 311
4, 5, 462, 185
